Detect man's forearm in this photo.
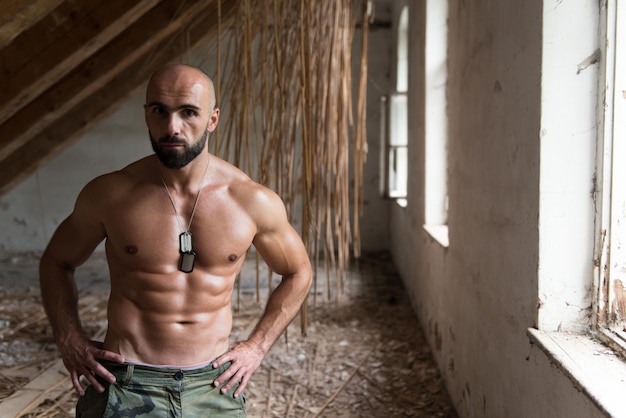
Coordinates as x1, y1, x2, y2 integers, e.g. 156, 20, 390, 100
40, 258, 84, 344
247, 271, 311, 353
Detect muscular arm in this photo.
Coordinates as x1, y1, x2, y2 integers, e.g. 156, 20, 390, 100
39, 178, 124, 395
213, 187, 312, 396
247, 224, 312, 352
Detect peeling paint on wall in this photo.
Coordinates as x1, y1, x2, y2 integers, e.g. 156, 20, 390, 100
576, 48, 601, 74
612, 279, 626, 322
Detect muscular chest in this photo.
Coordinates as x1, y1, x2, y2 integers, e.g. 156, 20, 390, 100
104, 189, 256, 271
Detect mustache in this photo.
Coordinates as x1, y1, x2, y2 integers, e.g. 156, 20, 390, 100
158, 135, 186, 144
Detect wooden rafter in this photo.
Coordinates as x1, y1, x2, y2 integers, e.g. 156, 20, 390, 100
0, 0, 161, 125
0, 1, 236, 195
0, 0, 64, 49
0, 0, 215, 167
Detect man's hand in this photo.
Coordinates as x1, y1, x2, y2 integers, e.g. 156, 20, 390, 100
57, 334, 124, 396
212, 341, 265, 398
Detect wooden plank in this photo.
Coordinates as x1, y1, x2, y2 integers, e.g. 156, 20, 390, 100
0, 0, 100, 77
0, 0, 161, 125
0, 0, 212, 164
0, 1, 236, 196
0, 0, 64, 49
0, 295, 106, 416
0, 361, 68, 418
0, 305, 107, 418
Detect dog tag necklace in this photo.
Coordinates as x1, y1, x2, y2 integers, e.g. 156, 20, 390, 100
160, 159, 209, 273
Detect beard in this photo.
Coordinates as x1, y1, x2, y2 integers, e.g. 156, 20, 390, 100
150, 130, 208, 169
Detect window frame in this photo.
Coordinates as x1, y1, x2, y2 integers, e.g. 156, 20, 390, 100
594, 0, 626, 354
380, 93, 408, 201
423, 0, 449, 244
380, 6, 408, 203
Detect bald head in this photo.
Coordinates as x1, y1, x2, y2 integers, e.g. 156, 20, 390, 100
146, 64, 216, 110
144, 64, 220, 168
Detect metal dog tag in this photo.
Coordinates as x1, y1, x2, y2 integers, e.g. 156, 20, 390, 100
179, 251, 196, 273
179, 232, 193, 253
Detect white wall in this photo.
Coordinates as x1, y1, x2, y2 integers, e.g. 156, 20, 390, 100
0, 88, 150, 254
390, 0, 608, 417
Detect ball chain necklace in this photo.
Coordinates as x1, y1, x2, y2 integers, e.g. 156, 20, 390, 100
159, 157, 210, 273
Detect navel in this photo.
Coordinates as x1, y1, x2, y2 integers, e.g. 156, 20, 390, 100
125, 245, 139, 255
228, 254, 238, 262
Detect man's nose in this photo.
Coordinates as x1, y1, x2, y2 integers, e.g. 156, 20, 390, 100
166, 114, 182, 136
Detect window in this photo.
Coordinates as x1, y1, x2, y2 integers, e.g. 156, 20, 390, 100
529, 3, 626, 414
595, 0, 626, 353
423, 0, 448, 245
380, 6, 408, 203
380, 93, 408, 200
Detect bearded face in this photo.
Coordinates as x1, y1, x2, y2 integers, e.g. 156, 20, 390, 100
150, 130, 208, 169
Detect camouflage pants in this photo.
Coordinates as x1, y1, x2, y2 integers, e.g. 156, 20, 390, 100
76, 361, 246, 418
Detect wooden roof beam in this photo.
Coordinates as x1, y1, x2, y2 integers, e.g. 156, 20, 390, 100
0, 0, 214, 163
0, 1, 236, 196
2, 0, 101, 76
0, 0, 63, 49
0, 0, 161, 125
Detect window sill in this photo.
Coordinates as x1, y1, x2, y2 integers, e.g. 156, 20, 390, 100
527, 328, 626, 417
423, 224, 449, 247
395, 198, 407, 208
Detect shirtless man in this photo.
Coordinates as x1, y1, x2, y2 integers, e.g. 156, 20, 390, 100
39, 64, 312, 417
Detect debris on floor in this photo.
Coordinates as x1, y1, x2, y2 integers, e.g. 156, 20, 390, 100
0, 252, 458, 417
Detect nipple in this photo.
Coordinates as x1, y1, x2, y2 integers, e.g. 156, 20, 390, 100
228, 254, 237, 262
125, 245, 138, 255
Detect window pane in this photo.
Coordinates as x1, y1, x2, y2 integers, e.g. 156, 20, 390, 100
389, 145, 408, 197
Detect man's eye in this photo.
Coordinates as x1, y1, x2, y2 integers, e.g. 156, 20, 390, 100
184, 109, 197, 117
153, 107, 165, 115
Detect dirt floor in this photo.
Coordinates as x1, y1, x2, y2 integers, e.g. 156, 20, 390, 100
0, 251, 458, 417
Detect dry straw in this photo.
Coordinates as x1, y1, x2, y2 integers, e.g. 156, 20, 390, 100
213, 0, 370, 323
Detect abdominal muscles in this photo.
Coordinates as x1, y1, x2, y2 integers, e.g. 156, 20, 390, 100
103, 270, 235, 366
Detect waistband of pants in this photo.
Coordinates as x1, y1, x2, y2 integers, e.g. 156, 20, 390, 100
126, 358, 214, 370
101, 360, 230, 386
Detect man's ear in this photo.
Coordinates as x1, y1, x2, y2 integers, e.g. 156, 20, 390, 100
208, 108, 220, 133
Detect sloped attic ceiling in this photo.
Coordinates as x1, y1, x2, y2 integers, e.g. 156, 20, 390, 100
0, 0, 236, 196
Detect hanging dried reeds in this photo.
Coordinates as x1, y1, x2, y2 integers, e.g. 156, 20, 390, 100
213, 0, 370, 307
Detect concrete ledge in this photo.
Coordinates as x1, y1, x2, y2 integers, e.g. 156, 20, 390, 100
528, 328, 626, 418
423, 224, 449, 248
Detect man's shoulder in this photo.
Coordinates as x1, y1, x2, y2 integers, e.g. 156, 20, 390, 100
211, 157, 259, 194
82, 156, 154, 199
209, 157, 288, 230
222, 170, 278, 207
226, 177, 285, 225
205, 155, 282, 209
